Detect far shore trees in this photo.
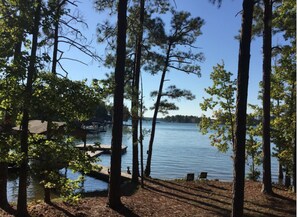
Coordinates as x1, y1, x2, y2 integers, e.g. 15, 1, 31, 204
144, 10, 204, 177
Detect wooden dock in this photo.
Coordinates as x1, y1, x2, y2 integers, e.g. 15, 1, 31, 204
87, 164, 131, 182
76, 144, 127, 157
85, 150, 104, 158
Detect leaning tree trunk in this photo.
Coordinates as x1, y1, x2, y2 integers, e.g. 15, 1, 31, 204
262, 0, 273, 194
145, 43, 172, 177
17, 1, 41, 216
231, 0, 254, 217
131, 0, 145, 184
108, 0, 127, 210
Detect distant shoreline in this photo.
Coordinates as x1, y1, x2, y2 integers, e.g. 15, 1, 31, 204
142, 115, 201, 124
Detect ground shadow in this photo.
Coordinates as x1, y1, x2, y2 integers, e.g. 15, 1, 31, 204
49, 203, 76, 217
144, 180, 231, 216
0, 205, 17, 216
114, 204, 140, 217
271, 191, 296, 203
81, 190, 108, 198
120, 181, 139, 196
146, 178, 231, 203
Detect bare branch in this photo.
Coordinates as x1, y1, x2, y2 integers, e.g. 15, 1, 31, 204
60, 57, 88, 65
60, 19, 85, 39
65, 0, 78, 7
58, 35, 101, 61
58, 61, 69, 77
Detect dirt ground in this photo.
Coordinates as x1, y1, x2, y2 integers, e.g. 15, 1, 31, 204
1, 178, 295, 217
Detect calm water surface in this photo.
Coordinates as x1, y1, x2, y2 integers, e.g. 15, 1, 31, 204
8, 121, 279, 202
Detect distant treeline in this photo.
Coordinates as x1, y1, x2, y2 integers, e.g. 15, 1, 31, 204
161, 115, 201, 123
143, 115, 261, 125
144, 115, 261, 126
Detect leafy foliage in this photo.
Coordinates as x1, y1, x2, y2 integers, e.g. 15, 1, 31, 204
31, 72, 102, 122
270, 43, 296, 178
199, 63, 236, 152
163, 115, 200, 123
246, 113, 262, 181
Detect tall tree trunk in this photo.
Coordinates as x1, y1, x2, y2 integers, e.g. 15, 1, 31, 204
44, 187, 51, 204
293, 135, 296, 192
278, 162, 283, 180
0, 162, 8, 209
108, 0, 127, 209
51, 18, 59, 74
262, 0, 273, 194
231, 0, 254, 217
290, 79, 296, 192
0, 110, 14, 209
278, 161, 284, 181
145, 43, 172, 177
17, 1, 41, 216
285, 168, 291, 187
131, 0, 145, 184
51, 0, 67, 74
140, 77, 144, 187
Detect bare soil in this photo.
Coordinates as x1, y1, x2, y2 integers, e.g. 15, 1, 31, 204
1, 178, 295, 217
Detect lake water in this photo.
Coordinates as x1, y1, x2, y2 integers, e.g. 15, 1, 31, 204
7, 121, 279, 202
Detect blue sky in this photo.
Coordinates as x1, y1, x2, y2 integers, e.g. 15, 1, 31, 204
59, 0, 272, 118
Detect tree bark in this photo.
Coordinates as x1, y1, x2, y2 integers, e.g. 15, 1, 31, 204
0, 162, 8, 209
278, 162, 283, 180
17, 1, 41, 216
290, 77, 296, 192
285, 169, 291, 187
51, 0, 67, 74
261, 0, 273, 194
140, 78, 144, 188
51, 16, 59, 75
293, 136, 296, 192
145, 43, 172, 177
0, 114, 13, 209
231, 0, 254, 217
131, 0, 145, 184
108, 0, 127, 210
44, 187, 51, 204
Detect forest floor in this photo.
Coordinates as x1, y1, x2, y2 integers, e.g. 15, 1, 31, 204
0, 178, 295, 217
